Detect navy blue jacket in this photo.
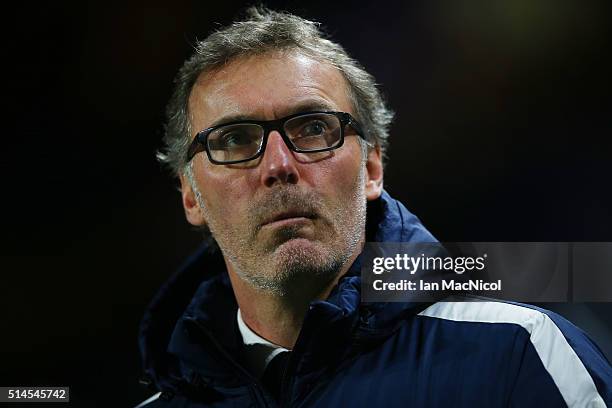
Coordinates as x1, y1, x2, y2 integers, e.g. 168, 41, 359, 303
137, 191, 612, 407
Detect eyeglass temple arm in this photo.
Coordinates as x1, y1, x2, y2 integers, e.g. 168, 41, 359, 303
345, 115, 374, 147
186, 136, 205, 162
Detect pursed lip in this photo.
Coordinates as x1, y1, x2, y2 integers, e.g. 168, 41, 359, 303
261, 210, 317, 227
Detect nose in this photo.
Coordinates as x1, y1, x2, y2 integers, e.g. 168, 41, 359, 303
259, 131, 300, 187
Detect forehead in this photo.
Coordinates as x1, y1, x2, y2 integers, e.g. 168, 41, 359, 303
188, 51, 353, 130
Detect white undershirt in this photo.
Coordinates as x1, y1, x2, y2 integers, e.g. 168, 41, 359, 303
237, 308, 290, 377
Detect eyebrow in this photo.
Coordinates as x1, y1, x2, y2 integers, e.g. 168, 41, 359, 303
206, 100, 338, 129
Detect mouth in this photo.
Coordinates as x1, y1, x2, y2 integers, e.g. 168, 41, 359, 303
261, 210, 317, 228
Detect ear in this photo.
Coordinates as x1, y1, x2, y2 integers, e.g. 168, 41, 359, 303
178, 172, 208, 227
365, 145, 384, 201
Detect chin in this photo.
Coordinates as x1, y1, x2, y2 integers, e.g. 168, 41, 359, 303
233, 238, 345, 296
272, 237, 326, 261
271, 239, 340, 279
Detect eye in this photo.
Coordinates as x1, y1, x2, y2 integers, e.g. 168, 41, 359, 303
298, 120, 328, 138
220, 130, 253, 147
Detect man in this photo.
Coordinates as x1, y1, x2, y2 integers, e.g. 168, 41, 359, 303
137, 7, 611, 407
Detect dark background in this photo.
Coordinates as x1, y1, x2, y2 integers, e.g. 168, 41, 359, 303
1, 1, 611, 406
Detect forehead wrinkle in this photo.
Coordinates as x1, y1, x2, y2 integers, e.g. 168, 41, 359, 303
188, 51, 354, 132
188, 72, 246, 134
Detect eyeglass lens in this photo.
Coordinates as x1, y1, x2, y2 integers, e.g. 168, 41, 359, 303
206, 113, 342, 163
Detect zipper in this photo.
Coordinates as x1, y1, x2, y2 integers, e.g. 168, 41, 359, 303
278, 305, 321, 408
188, 317, 275, 407
278, 351, 297, 408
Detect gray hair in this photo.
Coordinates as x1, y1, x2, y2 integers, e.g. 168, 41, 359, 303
157, 6, 394, 177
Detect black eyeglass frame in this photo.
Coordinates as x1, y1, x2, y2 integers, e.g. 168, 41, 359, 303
185, 111, 367, 165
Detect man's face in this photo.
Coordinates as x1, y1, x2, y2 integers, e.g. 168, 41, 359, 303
181, 51, 383, 294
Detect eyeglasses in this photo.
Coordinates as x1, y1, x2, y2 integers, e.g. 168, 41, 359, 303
186, 111, 367, 165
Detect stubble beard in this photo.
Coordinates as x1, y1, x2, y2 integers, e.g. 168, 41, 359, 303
190, 162, 367, 297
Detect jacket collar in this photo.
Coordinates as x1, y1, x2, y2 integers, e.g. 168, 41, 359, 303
139, 190, 437, 391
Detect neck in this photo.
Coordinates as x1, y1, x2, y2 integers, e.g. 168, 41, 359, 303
225, 245, 362, 349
